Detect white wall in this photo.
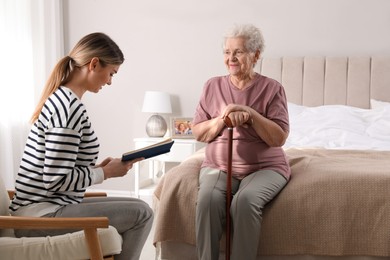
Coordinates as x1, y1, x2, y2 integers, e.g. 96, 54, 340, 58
62, 0, 390, 192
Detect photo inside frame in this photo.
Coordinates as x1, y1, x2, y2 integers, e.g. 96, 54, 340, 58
172, 118, 193, 138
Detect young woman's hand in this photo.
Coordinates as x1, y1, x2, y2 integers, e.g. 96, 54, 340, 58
95, 157, 114, 168
101, 157, 144, 179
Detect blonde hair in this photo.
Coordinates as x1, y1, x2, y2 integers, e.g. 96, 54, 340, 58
31, 32, 124, 122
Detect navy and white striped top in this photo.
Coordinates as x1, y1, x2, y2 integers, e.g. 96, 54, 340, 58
9, 87, 104, 216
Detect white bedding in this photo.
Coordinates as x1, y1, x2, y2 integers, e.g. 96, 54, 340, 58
285, 101, 390, 151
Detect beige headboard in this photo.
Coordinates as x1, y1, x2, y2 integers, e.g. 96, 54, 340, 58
258, 57, 390, 108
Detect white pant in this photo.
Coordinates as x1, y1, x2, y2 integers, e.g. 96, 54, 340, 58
196, 167, 287, 260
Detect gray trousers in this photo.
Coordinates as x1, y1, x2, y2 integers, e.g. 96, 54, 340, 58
196, 167, 287, 260
15, 197, 154, 260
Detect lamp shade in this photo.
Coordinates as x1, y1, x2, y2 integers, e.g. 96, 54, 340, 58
142, 91, 172, 114
142, 91, 172, 137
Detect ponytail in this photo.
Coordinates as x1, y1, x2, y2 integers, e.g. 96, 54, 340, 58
30, 56, 74, 122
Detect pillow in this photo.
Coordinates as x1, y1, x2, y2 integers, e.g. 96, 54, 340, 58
285, 103, 390, 151
287, 102, 306, 117
370, 99, 390, 109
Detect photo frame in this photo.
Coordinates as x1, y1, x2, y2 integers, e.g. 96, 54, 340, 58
171, 117, 194, 139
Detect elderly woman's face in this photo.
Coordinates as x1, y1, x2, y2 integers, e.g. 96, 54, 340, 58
223, 37, 256, 78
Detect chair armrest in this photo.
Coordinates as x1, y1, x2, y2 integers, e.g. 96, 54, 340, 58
0, 216, 108, 229
0, 216, 110, 260
84, 192, 107, 197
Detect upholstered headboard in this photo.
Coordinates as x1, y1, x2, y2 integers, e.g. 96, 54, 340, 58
258, 57, 390, 108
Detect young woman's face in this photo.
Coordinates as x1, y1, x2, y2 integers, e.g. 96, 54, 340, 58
87, 60, 120, 93
223, 37, 256, 78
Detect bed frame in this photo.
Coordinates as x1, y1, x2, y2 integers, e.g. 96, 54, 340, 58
259, 56, 390, 107
154, 56, 390, 260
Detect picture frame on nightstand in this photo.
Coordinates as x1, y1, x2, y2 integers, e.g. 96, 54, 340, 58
171, 117, 194, 139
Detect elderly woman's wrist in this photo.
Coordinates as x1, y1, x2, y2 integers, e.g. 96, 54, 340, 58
247, 111, 254, 125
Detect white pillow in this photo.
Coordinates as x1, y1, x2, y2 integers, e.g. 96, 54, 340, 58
285, 103, 390, 151
287, 102, 306, 117
370, 99, 390, 109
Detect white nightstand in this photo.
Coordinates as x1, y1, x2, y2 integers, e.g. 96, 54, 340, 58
133, 137, 206, 198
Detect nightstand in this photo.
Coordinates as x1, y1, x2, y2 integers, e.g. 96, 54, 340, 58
133, 137, 205, 198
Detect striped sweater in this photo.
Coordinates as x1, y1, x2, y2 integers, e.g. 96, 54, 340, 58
9, 87, 104, 216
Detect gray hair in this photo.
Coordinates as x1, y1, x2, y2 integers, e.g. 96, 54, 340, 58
223, 24, 265, 54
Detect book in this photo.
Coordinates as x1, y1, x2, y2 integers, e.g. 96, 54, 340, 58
121, 138, 175, 161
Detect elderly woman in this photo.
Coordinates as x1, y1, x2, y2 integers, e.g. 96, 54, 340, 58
192, 24, 291, 260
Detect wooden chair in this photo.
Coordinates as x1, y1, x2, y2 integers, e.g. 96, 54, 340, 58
0, 177, 122, 260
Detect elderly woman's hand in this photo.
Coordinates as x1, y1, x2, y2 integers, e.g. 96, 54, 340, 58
224, 111, 251, 127
221, 104, 252, 127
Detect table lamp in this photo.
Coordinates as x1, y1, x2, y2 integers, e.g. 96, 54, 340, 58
142, 91, 172, 137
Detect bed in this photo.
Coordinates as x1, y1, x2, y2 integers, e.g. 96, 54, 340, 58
153, 56, 390, 260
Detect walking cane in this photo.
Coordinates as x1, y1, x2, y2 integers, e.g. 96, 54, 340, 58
223, 116, 234, 260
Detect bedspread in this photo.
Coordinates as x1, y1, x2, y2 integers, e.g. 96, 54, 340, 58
153, 148, 390, 256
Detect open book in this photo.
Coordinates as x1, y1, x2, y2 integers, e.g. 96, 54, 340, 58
121, 138, 175, 161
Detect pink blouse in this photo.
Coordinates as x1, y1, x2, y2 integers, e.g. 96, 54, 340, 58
193, 74, 291, 180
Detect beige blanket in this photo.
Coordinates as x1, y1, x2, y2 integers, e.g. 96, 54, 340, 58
153, 148, 390, 256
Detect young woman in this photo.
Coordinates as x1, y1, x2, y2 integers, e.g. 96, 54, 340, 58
9, 32, 153, 260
